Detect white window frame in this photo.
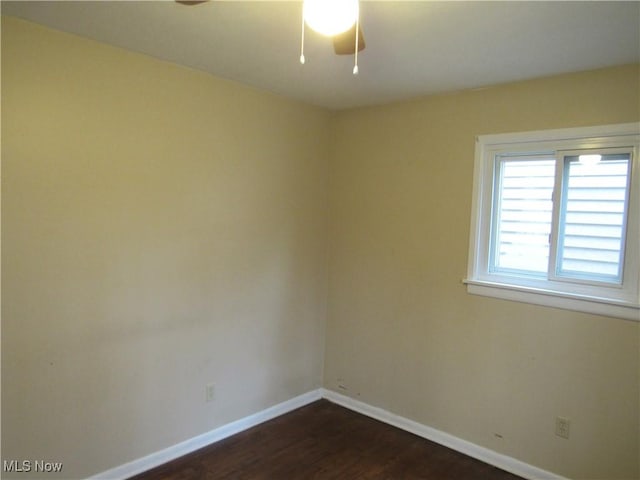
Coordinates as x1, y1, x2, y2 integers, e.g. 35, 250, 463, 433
465, 123, 640, 321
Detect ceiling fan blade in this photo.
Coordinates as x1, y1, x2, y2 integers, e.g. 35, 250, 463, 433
333, 24, 365, 55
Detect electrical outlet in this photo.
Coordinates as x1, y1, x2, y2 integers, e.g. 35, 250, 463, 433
205, 383, 215, 403
555, 417, 570, 439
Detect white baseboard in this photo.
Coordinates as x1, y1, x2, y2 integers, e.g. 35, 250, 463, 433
90, 387, 567, 480
89, 389, 322, 480
321, 388, 568, 480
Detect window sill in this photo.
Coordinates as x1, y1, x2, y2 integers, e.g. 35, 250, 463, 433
463, 279, 639, 322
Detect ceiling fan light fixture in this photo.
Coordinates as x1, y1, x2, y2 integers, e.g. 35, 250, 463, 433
578, 154, 602, 166
303, 0, 359, 37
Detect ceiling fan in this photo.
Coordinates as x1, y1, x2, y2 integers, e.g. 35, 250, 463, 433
175, 0, 365, 60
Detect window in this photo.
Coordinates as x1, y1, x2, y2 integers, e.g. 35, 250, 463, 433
466, 123, 639, 321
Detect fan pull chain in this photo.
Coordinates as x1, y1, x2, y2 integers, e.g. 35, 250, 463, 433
353, 15, 360, 74
300, 7, 306, 64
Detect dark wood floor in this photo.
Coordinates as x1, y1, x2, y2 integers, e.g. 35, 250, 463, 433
130, 399, 524, 480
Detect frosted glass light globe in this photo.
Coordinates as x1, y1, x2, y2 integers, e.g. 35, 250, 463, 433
578, 154, 602, 166
303, 0, 359, 37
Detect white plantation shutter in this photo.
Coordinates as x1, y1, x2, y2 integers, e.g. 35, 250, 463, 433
556, 154, 631, 283
493, 157, 555, 274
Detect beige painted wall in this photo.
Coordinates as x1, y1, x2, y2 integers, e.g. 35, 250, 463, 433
3, 13, 640, 480
2, 17, 330, 479
325, 64, 640, 480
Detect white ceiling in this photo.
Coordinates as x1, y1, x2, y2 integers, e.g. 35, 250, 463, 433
3, 1, 639, 110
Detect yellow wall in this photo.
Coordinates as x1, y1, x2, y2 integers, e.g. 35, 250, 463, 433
325, 64, 640, 480
3, 14, 640, 480
2, 17, 330, 479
